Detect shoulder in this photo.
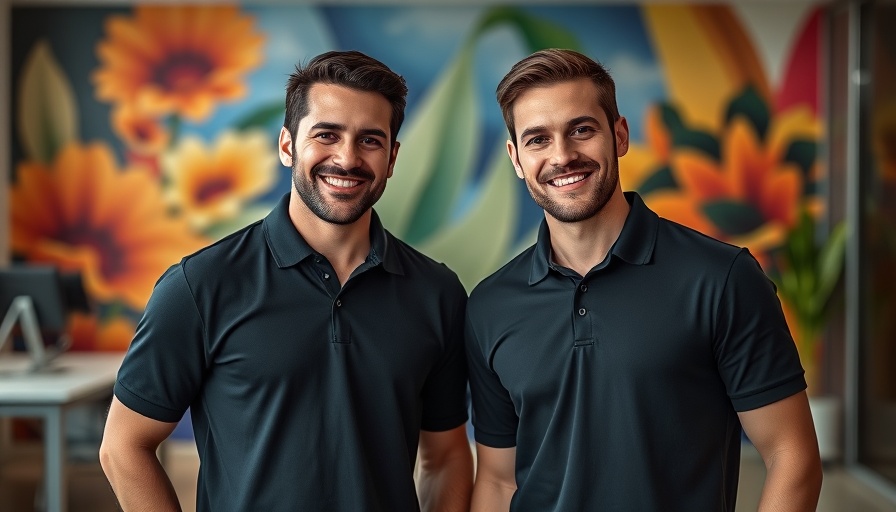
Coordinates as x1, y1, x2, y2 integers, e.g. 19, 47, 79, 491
653, 217, 747, 272
654, 217, 772, 295
179, 219, 266, 281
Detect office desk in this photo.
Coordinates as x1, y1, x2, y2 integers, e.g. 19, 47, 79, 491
0, 352, 123, 512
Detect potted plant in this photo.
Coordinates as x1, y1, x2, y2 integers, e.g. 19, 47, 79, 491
771, 206, 848, 460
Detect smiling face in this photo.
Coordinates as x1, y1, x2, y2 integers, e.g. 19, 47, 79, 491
508, 78, 629, 224
279, 83, 399, 225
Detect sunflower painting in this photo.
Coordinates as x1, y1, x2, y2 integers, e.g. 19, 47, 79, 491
9, 4, 825, 352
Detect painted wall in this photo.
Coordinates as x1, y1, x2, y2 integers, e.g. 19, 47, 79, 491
7, 3, 824, 354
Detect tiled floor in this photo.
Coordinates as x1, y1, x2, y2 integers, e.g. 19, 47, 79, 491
2, 441, 895, 511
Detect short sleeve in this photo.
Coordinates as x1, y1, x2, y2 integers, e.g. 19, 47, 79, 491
715, 249, 807, 412
114, 264, 207, 422
465, 316, 519, 448
419, 277, 470, 432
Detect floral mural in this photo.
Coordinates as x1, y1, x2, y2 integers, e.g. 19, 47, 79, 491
9, 4, 826, 353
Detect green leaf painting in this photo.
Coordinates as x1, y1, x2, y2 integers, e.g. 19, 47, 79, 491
724, 85, 770, 141
474, 6, 583, 52
421, 147, 519, 291
378, 47, 478, 242
17, 40, 79, 165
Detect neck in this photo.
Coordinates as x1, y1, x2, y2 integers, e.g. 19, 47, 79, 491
546, 191, 630, 277
288, 193, 372, 285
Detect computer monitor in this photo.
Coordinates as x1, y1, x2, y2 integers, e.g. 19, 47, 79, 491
0, 265, 91, 371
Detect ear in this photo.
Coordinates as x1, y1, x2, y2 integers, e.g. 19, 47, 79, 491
615, 116, 630, 158
506, 140, 524, 180
278, 127, 294, 167
387, 141, 400, 179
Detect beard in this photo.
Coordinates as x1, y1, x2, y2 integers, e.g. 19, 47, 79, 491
292, 162, 385, 225
525, 157, 619, 223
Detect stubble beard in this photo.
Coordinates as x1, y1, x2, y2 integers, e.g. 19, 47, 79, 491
526, 158, 620, 223
292, 162, 385, 225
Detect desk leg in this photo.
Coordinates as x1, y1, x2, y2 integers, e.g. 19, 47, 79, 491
44, 408, 68, 512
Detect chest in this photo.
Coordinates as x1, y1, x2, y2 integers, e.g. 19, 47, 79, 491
485, 268, 722, 407
199, 266, 447, 393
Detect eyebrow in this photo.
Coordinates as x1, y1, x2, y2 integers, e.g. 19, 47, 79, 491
310, 122, 388, 140
519, 115, 603, 141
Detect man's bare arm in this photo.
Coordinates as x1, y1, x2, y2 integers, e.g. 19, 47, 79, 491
416, 424, 473, 512
739, 391, 823, 512
99, 396, 181, 512
471, 443, 516, 512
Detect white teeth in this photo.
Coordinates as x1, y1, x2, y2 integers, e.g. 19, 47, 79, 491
322, 176, 359, 188
551, 174, 587, 187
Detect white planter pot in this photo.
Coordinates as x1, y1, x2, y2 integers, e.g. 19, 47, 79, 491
809, 395, 842, 462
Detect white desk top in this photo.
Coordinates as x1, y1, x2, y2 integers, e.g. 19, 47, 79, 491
0, 352, 124, 405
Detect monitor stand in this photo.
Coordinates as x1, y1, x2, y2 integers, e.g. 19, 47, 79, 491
0, 295, 71, 372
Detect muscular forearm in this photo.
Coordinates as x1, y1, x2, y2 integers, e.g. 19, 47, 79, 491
757, 452, 823, 512
417, 452, 473, 512
100, 444, 182, 512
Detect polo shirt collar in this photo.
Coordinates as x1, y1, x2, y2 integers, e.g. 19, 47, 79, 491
528, 191, 658, 285
262, 193, 403, 275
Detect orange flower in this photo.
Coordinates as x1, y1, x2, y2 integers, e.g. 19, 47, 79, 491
10, 142, 208, 310
111, 104, 170, 155
163, 130, 278, 229
92, 6, 265, 122
645, 109, 819, 263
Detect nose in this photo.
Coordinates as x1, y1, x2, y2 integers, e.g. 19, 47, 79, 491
549, 139, 578, 168
333, 141, 362, 170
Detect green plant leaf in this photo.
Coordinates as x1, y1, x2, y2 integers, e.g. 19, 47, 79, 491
701, 200, 765, 236
378, 46, 479, 243
815, 221, 848, 314
418, 146, 518, 292
17, 40, 79, 164
724, 84, 770, 141
772, 208, 847, 349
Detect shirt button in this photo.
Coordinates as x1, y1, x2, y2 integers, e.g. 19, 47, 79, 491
335, 299, 342, 307
578, 308, 586, 316
323, 273, 330, 279
580, 284, 588, 292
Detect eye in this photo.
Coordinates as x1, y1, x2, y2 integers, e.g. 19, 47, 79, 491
314, 132, 337, 143
359, 136, 384, 148
571, 126, 595, 137
525, 136, 548, 147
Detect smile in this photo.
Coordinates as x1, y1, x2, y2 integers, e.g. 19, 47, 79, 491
549, 173, 589, 187
321, 176, 363, 189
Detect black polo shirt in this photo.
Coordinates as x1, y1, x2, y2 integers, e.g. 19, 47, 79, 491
114, 193, 469, 512
466, 192, 805, 511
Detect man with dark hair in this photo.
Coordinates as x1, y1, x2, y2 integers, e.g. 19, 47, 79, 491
466, 48, 822, 511
100, 50, 473, 512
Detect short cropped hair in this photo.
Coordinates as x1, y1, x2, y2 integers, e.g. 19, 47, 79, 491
284, 50, 408, 146
496, 48, 620, 146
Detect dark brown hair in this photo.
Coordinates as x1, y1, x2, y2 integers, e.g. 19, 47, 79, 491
496, 48, 620, 146
284, 50, 408, 146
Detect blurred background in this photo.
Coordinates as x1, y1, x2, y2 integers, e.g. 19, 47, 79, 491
0, 0, 894, 510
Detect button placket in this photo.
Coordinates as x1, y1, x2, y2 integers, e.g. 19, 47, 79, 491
573, 279, 593, 346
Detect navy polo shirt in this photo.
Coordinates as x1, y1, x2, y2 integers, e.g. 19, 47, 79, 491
114, 193, 469, 512
466, 192, 805, 511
